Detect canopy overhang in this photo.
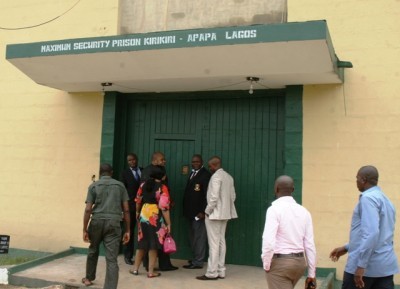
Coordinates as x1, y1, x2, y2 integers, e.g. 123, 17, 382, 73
6, 20, 351, 93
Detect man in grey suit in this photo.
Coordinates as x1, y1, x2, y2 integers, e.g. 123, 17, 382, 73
196, 156, 238, 281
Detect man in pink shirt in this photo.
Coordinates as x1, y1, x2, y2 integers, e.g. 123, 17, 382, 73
261, 175, 317, 289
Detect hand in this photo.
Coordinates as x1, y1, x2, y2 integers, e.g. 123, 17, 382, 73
197, 212, 205, 219
354, 267, 365, 288
263, 263, 270, 272
305, 277, 316, 289
329, 246, 347, 262
83, 231, 90, 243
122, 232, 130, 245
167, 224, 171, 234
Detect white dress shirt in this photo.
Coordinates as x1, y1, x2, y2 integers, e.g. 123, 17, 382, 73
261, 196, 316, 277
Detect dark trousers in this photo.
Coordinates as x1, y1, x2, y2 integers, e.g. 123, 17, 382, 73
123, 210, 136, 260
86, 219, 121, 289
188, 218, 207, 266
342, 272, 394, 289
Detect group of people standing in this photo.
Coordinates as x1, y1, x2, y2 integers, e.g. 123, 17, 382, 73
81, 152, 238, 288
81, 156, 399, 289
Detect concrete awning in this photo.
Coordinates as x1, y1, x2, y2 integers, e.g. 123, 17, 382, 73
6, 20, 351, 93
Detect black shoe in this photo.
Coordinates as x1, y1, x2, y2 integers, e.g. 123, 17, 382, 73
159, 265, 178, 271
183, 264, 203, 269
124, 257, 133, 265
196, 275, 218, 281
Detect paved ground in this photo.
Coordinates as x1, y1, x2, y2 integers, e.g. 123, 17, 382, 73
5, 254, 324, 289
0, 284, 61, 289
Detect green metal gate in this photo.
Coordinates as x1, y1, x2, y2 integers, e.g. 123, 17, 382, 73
100, 87, 303, 266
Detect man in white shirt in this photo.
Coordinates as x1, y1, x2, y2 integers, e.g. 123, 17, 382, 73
261, 175, 317, 289
196, 156, 238, 280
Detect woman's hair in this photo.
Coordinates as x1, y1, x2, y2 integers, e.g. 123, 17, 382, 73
143, 165, 165, 193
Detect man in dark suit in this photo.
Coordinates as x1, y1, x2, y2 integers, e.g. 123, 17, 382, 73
120, 153, 142, 265
183, 154, 211, 269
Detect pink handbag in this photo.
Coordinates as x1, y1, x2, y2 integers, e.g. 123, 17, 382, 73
163, 234, 177, 254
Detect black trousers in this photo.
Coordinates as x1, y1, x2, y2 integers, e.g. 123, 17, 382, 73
188, 218, 207, 266
342, 271, 394, 289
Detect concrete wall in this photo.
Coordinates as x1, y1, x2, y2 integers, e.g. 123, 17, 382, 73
118, 0, 287, 34
289, 0, 400, 283
0, 0, 119, 252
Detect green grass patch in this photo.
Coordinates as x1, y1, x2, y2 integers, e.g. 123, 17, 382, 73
0, 248, 51, 266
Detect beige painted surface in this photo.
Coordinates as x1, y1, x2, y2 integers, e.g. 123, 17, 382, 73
118, 0, 287, 34
289, 0, 400, 283
0, 0, 119, 251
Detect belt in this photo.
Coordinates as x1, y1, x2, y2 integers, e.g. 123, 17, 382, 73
273, 252, 304, 258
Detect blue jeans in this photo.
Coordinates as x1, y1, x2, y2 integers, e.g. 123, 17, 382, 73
342, 271, 394, 289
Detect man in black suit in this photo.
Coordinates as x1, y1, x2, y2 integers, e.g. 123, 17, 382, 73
183, 154, 211, 269
120, 153, 142, 265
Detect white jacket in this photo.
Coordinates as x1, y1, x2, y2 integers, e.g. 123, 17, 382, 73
205, 168, 238, 220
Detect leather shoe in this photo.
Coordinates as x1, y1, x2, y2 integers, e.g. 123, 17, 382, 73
124, 257, 133, 265
183, 264, 203, 269
196, 275, 218, 281
159, 265, 178, 271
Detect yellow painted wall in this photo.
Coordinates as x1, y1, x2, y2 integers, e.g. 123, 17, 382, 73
289, 0, 400, 282
0, 0, 118, 252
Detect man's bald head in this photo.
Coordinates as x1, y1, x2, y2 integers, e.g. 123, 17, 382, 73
99, 163, 113, 177
358, 166, 379, 185
208, 156, 222, 174
151, 152, 166, 166
274, 175, 294, 197
357, 165, 379, 192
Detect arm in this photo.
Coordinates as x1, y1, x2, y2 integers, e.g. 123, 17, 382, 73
303, 212, 316, 278
162, 209, 171, 234
160, 184, 171, 232
121, 201, 130, 245
120, 171, 127, 187
261, 207, 278, 271
357, 196, 380, 268
303, 212, 317, 288
353, 196, 380, 288
329, 245, 348, 261
83, 203, 93, 242
205, 175, 221, 216
230, 179, 236, 202
135, 184, 143, 219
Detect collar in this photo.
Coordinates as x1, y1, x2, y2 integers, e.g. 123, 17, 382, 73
192, 166, 203, 173
100, 175, 112, 179
360, 185, 379, 198
272, 195, 296, 205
